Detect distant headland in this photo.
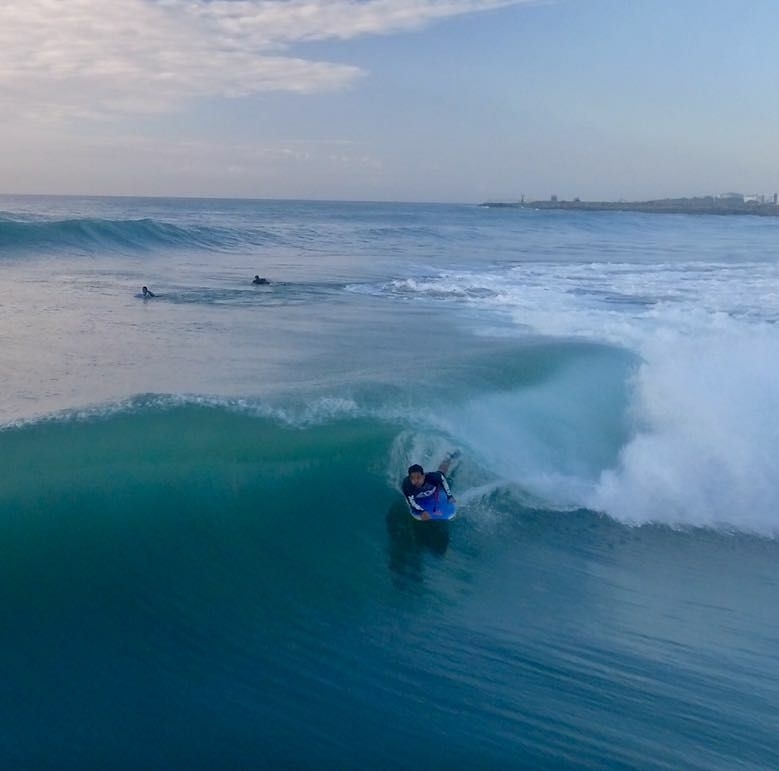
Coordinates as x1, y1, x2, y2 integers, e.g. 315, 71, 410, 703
480, 193, 779, 217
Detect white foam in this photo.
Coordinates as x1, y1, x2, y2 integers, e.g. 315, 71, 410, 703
589, 323, 779, 534
387, 429, 457, 488
370, 260, 779, 345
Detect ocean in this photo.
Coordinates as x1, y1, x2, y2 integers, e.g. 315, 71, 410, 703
1, 195, 778, 769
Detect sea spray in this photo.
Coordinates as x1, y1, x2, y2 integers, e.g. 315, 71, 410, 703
591, 322, 779, 532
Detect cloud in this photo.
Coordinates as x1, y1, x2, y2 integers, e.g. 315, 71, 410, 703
0, 0, 528, 120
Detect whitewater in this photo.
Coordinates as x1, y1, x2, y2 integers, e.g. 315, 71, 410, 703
1, 195, 778, 769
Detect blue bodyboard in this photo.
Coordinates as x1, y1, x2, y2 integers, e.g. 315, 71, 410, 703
410, 489, 456, 521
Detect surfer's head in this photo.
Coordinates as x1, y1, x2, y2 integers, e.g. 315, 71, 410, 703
408, 464, 425, 488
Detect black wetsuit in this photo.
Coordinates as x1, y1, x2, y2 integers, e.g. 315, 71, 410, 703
402, 471, 453, 516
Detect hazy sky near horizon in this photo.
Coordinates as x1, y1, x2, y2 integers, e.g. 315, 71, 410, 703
2, 0, 778, 202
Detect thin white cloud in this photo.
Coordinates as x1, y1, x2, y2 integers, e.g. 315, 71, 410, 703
0, 129, 386, 196
0, 0, 529, 119
198, 0, 524, 45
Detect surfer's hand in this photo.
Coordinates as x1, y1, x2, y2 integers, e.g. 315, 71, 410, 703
420, 511, 431, 521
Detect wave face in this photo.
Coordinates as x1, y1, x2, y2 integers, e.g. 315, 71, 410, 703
3, 401, 779, 770
0, 404, 402, 768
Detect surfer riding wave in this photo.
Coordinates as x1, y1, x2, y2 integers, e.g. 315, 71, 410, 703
402, 452, 459, 520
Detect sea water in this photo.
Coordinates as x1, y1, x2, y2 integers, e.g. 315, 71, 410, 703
1, 195, 778, 769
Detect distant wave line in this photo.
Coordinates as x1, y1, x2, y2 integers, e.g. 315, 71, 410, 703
0, 215, 281, 254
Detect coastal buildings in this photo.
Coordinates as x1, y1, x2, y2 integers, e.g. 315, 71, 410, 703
482, 192, 779, 217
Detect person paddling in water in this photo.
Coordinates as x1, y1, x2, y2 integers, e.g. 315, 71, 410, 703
252, 275, 269, 285
402, 453, 458, 520
142, 286, 155, 298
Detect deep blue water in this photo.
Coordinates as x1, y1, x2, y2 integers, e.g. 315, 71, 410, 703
1, 195, 778, 769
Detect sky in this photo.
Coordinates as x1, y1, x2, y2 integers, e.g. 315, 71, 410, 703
1, 0, 779, 202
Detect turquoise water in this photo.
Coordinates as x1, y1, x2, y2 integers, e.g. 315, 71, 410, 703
1, 196, 778, 769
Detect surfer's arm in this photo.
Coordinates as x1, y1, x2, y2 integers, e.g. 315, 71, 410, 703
433, 471, 455, 501
406, 494, 426, 514
407, 496, 431, 520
